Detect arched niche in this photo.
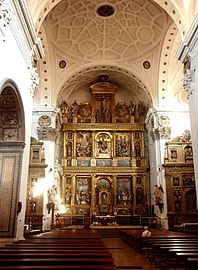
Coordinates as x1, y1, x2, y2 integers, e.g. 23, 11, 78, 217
0, 80, 25, 237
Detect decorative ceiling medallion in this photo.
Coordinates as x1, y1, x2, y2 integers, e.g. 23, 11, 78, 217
143, 61, 151, 69
59, 60, 67, 69
97, 5, 115, 17
38, 115, 51, 127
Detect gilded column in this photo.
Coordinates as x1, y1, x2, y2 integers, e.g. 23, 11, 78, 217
71, 175, 76, 206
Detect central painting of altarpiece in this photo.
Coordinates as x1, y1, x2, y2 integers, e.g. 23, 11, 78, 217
60, 80, 148, 222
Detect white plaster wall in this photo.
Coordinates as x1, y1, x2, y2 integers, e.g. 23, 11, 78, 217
188, 68, 198, 209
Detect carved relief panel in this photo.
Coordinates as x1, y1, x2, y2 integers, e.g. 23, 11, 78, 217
116, 176, 132, 205
75, 177, 91, 205
95, 132, 112, 158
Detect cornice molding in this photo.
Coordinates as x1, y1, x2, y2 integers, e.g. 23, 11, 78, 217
176, 14, 198, 69
11, 0, 45, 63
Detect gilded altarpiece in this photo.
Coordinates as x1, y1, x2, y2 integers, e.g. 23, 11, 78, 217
25, 138, 47, 230
59, 81, 148, 225
163, 131, 198, 228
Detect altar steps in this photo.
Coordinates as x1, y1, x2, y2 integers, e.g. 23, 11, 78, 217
98, 229, 121, 238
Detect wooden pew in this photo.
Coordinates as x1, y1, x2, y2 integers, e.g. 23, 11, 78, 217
120, 228, 198, 270
0, 266, 115, 270
0, 257, 115, 266
156, 249, 198, 270
185, 258, 198, 270
120, 229, 198, 253
166, 252, 198, 270
0, 229, 116, 270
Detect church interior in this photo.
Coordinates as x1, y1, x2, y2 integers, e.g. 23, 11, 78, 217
0, 0, 198, 246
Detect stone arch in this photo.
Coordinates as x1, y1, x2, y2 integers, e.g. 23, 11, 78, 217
0, 79, 25, 237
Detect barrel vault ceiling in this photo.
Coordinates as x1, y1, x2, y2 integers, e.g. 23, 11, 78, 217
27, 0, 192, 112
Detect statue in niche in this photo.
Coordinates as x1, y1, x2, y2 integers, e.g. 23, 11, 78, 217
173, 189, 182, 212
154, 184, 164, 203
99, 191, 112, 205
128, 101, 136, 116
136, 187, 144, 205
95, 97, 111, 123
101, 192, 107, 205
104, 109, 111, 123
185, 147, 193, 162
154, 184, 164, 213
48, 185, 59, 210
61, 101, 69, 116
96, 106, 103, 123
71, 100, 78, 117
138, 101, 145, 116
135, 142, 141, 157
98, 138, 108, 154
65, 187, 71, 205
66, 142, 72, 157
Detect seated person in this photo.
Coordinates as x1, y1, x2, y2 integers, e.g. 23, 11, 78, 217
142, 226, 151, 237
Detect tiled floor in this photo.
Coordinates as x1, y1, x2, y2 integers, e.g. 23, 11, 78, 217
102, 237, 158, 270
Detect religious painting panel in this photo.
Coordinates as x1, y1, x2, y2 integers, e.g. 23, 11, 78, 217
173, 176, 180, 187
76, 131, 92, 157
184, 146, 193, 162
182, 175, 195, 187
170, 149, 177, 159
116, 176, 132, 205
95, 132, 112, 158
75, 177, 91, 205
115, 133, 131, 157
